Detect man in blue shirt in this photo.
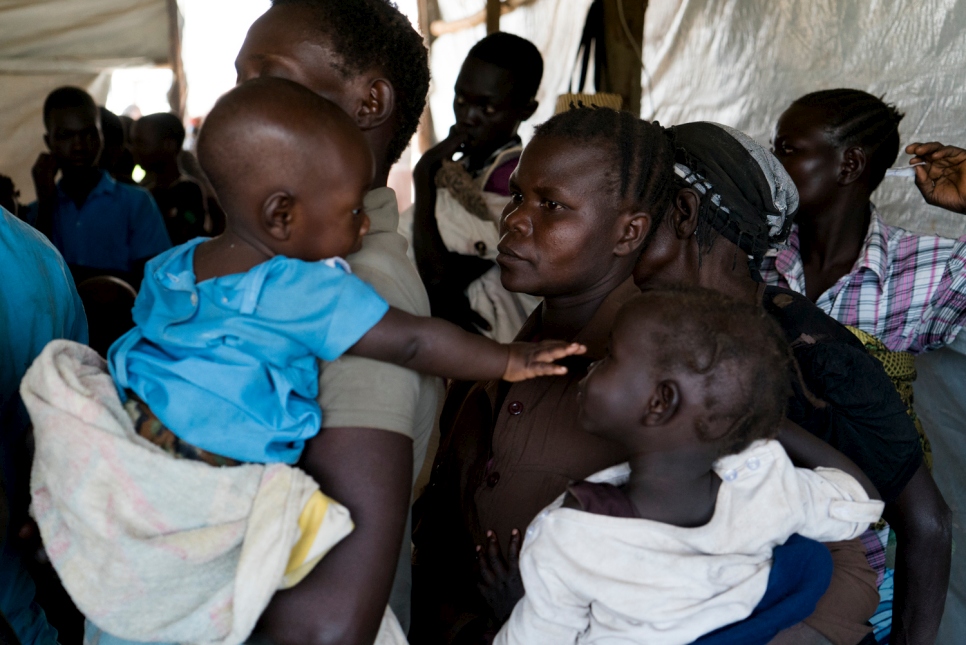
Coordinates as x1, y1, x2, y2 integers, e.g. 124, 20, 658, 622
29, 87, 171, 288
0, 206, 88, 645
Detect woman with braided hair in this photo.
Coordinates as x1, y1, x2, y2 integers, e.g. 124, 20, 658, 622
412, 109, 943, 645
763, 89, 966, 357
635, 121, 950, 645
411, 107, 679, 644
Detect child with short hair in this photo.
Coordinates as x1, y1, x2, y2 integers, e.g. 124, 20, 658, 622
131, 112, 209, 245
489, 287, 884, 645
29, 86, 171, 286
406, 32, 545, 341
109, 76, 583, 466
26, 76, 584, 645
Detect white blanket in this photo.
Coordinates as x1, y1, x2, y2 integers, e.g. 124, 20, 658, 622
22, 340, 407, 645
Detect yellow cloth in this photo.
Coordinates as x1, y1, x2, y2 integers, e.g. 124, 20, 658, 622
281, 490, 355, 589
846, 326, 932, 471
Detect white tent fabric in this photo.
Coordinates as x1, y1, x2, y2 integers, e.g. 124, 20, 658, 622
429, 0, 596, 144
0, 0, 171, 203
642, 0, 966, 239
640, 3, 966, 639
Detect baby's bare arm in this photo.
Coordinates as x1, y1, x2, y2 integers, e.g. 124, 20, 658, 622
347, 307, 584, 382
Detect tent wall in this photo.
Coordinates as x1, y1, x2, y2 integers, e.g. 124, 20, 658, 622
0, 0, 173, 203
642, 0, 966, 238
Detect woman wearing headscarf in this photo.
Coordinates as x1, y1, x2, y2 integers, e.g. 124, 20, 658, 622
634, 122, 951, 645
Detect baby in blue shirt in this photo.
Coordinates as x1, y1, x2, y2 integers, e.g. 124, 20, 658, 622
108, 77, 582, 466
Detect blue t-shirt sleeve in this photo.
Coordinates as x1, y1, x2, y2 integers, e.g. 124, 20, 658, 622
256, 260, 389, 362
320, 271, 390, 359
128, 190, 172, 261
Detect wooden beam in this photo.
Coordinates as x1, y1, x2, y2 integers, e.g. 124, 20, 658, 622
486, 0, 501, 33
601, 0, 646, 115
431, 0, 535, 37
165, 0, 186, 118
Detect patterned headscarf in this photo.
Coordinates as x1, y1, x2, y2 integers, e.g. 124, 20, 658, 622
668, 122, 798, 267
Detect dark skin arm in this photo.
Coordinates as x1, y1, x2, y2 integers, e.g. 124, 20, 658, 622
477, 529, 524, 624
776, 418, 880, 499
412, 127, 466, 286
255, 427, 413, 645
348, 307, 584, 382
883, 462, 951, 645
412, 127, 495, 334
31, 152, 59, 239
906, 142, 966, 214
780, 417, 950, 644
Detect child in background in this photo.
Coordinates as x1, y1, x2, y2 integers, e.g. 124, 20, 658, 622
99, 107, 136, 185
131, 113, 209, 245
28, 86, 171, 287
488, 288, 884, 645
109, 76, 583, 468
404, 32, 544, 341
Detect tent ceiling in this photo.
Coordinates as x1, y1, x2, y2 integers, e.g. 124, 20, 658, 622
0, 0, 173, 203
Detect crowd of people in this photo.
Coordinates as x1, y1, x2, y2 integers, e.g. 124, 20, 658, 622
1, 1, 964, 645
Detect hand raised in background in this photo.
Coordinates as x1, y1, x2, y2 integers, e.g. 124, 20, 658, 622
906, 142, 966, 214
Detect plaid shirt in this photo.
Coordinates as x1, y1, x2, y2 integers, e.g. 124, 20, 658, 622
760, 209, 966, 354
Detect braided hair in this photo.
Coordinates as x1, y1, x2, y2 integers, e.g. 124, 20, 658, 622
792, 89, 905, 190
631, 286, 792, 457
532, 107, 675, 220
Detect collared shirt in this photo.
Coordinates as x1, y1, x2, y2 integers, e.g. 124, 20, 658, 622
495, 441, 882, 645
109, 238, 389, 464
465, 135, 522, 197
760, 209, 966, 354
28, 170, 171, 273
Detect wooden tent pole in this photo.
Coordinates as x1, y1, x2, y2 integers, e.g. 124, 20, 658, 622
166, 0, 186, 118
602, 0, 646, 115
486, 0, 501, 33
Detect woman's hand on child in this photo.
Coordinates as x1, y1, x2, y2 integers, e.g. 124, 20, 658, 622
906, 142, 966, 214
503, 342, 586, 382
477, 529, 524, 624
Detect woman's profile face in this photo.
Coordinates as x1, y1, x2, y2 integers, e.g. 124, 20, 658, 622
497, 136, 629, 298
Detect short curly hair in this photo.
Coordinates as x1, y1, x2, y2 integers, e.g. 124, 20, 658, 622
627, 286, 792, 457
271, 0, 429, 167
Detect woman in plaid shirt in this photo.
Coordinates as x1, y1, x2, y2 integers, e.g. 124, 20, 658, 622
763, 89, 966, 355
765, 89, 966, 645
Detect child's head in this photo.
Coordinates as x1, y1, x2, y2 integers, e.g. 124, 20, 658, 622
197, 77, 374, 261
578, 287, 791, 459
497, 107, 674, 297
99, 107, 126, 177
132, 113, 186, 171
773, 89, 904, 215
454, 33, 542, 155
43, 86, 103, 172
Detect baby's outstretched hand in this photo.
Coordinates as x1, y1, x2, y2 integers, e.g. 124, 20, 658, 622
477, 529, 524, 624
503, 341, 586, 382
